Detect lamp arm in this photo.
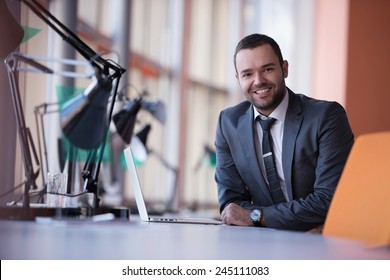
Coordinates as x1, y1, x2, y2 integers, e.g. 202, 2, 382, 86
5, 56, 40, 186
5, 54, 39, 217
15, 53, 95, 79
8, 51, 94, 190
4, 51, 97, 210
34, 102, 62, 189
20, 0, 124, 75
18, 0, 127, 208
79, 74, 123, 207
147, 149, 179, 212
149, 149, 178, 174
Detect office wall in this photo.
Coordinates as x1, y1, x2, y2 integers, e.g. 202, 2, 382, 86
313, 0, 390, 137
312, 0, 349, 105
344, 0, 390, 136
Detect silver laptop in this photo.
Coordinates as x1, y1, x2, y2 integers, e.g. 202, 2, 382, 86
124, 147, 222, 225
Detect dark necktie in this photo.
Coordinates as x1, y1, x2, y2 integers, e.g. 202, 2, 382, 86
258, 117, 286, 204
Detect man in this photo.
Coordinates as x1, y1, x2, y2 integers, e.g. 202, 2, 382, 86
215, 34, 354, 231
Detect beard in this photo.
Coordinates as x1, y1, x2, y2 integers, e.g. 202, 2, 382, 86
247, 81, 286, 115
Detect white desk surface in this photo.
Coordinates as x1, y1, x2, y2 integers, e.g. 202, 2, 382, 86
0, 217, 389, 260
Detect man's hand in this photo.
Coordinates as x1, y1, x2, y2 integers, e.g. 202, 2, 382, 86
221, 203, 253, 226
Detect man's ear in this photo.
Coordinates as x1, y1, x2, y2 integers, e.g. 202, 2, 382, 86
235, 73, 240, 84
282, 60, 289, 78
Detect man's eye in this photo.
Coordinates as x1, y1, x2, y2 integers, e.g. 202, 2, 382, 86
264, 67, 273, 72
242, 73, 252, 78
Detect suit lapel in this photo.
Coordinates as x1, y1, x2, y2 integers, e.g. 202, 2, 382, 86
282, 90, 303, 200
238, 106, 274, 203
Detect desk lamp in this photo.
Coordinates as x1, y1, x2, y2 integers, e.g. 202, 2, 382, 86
194, 145, 217, 172
141, 100, 167, 124
23, 0, 125, 208
4, 54, 107, 216
113, 91, 167, 144
1, 0, 125, 218
130, 123, 151, 165
113, 96, 143, 144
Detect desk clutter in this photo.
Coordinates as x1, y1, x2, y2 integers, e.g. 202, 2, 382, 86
0, 204, 130, 221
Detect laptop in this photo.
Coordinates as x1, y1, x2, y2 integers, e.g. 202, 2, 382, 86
124, 147, 222, 225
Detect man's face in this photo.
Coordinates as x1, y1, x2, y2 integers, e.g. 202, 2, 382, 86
235, 44, 288, 116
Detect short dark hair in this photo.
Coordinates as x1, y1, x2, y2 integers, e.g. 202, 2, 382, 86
233, 34, 284, 73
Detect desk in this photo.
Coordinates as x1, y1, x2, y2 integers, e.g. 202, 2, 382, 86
0, 218, 389, 260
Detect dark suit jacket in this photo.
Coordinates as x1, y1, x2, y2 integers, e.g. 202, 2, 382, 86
215, 89, 354, 231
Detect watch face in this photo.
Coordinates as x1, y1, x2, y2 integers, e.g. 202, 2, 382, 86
251, 209, 261, 221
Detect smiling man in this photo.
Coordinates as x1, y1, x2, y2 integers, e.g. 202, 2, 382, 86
215, 34, 354, 231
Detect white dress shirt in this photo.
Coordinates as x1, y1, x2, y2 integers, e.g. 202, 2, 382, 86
253, 89, 290, 201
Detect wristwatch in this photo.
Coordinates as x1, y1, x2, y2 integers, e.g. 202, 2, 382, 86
250, 209, 262, 226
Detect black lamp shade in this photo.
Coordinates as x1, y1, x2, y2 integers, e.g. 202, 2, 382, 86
130, 124, 151, 164
60, 74, 113, 150
135, 123, 151, 147
141, 100, 166, 124
113, 97, 142, 144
